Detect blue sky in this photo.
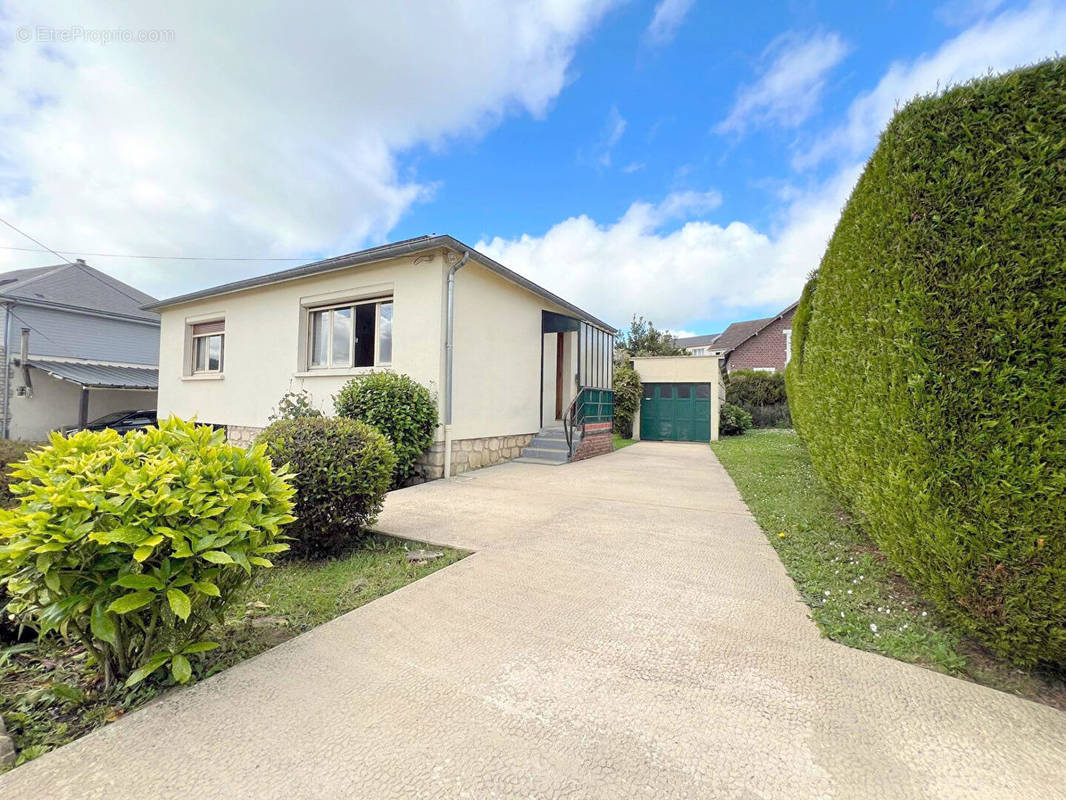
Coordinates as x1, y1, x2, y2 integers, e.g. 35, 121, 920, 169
0, 1, 1063, 335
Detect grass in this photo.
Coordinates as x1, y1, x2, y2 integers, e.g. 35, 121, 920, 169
712, 429, 1065, 709
0, 535, 466, 769
612, 433, 636, 450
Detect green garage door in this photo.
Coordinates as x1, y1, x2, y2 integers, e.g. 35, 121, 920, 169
640, 383, 711, 442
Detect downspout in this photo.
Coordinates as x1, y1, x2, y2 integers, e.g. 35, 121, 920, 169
1, 303, 9, 438
18, 328, 31, 397
443, 250, 470, 478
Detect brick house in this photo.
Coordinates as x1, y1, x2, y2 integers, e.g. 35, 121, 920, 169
676, 301, 797, 373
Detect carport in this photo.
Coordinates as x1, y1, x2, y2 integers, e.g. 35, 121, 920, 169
26, 359, 158, 429
630, 355, 724, 442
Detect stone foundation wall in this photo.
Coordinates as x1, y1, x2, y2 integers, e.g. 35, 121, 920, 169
411, 433, 535, 483
572, 423, 613, 462
226, 424, 265, 448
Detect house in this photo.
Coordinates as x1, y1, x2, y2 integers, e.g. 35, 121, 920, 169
673, 333, 722, 357
676, 302, 797, 373
0, 260, 160, 440
147, 235, 617, 479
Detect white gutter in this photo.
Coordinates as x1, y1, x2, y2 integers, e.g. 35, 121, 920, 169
442, 250, 470, 478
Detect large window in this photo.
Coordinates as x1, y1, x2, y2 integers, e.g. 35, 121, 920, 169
309, 298, 392, 369
191, 320, 224, 374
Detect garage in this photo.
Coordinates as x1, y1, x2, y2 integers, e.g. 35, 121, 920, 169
639, 382, 712, 442
630, 355, 724, 443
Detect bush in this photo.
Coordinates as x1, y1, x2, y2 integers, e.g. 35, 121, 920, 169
257, 417, 395, 559
612, 364, 642, 438
334, 372, 437, 485
787, 60, 1066, 665
727, 370, 791, 428
719, 403, 752, 436
0, 419, 295, 687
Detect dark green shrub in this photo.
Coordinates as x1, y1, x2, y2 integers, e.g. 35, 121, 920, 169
334, 372, 437, 486
788, 60, 1066, 665
258, 417, 396, 558
0, 419, 295, 687
727, 370, 791, 428
612, 364, 642, 438
719, 403, 752, 436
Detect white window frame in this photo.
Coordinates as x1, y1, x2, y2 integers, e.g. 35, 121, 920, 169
191, 323, 225, 375
783, 328, 792, 365
307, 297, 393, 370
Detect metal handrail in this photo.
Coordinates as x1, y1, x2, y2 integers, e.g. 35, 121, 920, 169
562, 389, 583, 456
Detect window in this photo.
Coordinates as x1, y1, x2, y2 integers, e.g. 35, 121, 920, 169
783, 329, 792, 365
694, 384, 711, 399
676, 384, 691, 399
191, 320, 224, 374
308, 298, 393, 369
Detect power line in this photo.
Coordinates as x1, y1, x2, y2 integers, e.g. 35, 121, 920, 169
0, 216, 80, 267
0, 243, 305, 262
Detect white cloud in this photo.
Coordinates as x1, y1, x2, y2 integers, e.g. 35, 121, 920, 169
716, 30, 849, 135
477, 181, 839, 330
646, 0, 695, 47
0, 1, 616, 296
589, 105, 627, 167
795, 1, 1066, 169
622, 161, 645, 173
936, 0, 1005, 26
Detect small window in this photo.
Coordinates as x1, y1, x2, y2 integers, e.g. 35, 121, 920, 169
308, 297, 393, 369
676, 384, 691, 399
695, 384, 711, 399
642, 384, 654, 399
191, 320, 224, 374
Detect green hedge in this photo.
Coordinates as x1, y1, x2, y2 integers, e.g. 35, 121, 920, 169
726, 370, 790, 428
612, 364, 642, 438
787, 60, 1066, 666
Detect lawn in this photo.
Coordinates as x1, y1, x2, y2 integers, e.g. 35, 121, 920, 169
0, 535, 465, 768
612, 433, 636, 450
712, 429, 1065, 709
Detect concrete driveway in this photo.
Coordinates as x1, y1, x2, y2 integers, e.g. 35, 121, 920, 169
3, 442, 1064, 799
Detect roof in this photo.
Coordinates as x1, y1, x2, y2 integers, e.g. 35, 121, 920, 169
28, 359, 158, 390
715, 301, 799, 353
146, 235, 617, 333
0, 261, 159, 322
674, 333, 721, 348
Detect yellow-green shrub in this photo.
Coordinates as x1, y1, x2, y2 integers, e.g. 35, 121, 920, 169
787, 60, 1066, 665
0, 419, 295, 687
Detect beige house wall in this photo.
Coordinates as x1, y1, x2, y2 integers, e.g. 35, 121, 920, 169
157, 252, 447, 432
157, 249, 588, 453
630, 355, 723, 442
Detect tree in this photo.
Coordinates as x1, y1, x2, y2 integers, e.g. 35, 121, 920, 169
619, 315, 688, 356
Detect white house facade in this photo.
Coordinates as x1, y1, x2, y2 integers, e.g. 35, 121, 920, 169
149, 236, 616, 479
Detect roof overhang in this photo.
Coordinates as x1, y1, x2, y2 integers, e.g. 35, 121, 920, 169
29, 360, 158, 390
145, 235, 617, 334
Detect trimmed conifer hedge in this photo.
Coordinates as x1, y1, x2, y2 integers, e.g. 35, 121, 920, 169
786, 59, 1066, 666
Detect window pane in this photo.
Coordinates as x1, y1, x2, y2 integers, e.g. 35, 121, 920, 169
354, 303, 375, 367
208, 334, 222, 371
194, 338, 206, 372
677, 384, 691, 399
332, 307, 352, 366
310, 310, 329, 367
695, 384, 710, 399
378, 302, 393, 363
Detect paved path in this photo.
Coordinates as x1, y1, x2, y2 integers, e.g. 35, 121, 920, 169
3, 443, 1064, 798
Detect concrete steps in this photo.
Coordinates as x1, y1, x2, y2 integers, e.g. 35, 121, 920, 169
514, 426, 577, 465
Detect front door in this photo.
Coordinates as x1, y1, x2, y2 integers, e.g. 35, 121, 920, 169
555, 333, 565, 419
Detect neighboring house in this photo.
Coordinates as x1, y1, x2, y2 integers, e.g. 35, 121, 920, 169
676, 303, 797, 373
673, 333, 722, 357
0, 260, 160, 440
148, 235, 617, 479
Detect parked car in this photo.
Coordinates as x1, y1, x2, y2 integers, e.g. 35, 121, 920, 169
66, 409, 157, 435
